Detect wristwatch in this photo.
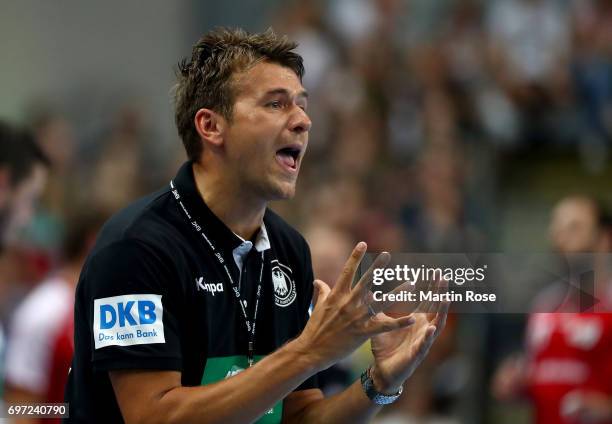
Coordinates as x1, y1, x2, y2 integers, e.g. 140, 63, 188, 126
360, 367, 403, 405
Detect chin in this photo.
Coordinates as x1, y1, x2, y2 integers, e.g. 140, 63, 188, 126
271, 187, 296, 201
267, 180, 297, 201
250, 172, 299, 202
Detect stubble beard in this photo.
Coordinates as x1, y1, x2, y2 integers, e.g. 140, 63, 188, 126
247, 167, 298, 203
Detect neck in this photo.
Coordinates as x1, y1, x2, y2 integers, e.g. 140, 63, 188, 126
192, 162, 266, 240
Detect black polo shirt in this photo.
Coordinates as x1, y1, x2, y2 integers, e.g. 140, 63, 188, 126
64, 161, 317, 423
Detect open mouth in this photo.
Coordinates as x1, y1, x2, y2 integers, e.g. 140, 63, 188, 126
275, 146, 301, 172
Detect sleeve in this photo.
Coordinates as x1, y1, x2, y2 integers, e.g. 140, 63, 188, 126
294, 237, 319, 392
80, 238, 183, 372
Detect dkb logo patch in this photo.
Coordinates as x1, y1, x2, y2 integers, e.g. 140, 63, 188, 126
93, 294, 165, 349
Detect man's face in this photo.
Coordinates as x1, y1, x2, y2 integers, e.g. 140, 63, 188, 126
222, 61, 311, 201
549, 199, 601, 254
0, 164, 47, 248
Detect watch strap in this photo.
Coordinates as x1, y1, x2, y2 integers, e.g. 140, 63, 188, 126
360, 367, 403, 405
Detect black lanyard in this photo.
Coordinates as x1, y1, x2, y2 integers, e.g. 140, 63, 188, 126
170, 180, 265, 367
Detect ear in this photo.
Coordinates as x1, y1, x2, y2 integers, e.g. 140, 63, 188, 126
194, 108, 226, 148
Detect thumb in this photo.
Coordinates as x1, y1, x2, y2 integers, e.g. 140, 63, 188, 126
312, 279, 330, 308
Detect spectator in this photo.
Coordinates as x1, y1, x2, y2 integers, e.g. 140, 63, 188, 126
0, 120, 49, 404
3, 211, 105, 424
493, 195, 612, 424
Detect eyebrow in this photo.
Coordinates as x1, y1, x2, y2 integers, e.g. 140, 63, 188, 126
264, 88, 309, 99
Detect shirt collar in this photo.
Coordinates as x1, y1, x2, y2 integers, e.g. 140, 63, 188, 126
172, 161, 271, 254
231, 224, 271, 270
232, 223, 270, 253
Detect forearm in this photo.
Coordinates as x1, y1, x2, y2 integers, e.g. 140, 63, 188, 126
124, 339, 319, 424
293, 379, 383, 424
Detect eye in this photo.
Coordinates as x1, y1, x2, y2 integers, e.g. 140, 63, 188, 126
297, 98, 308, 111
267, 100, 282, 109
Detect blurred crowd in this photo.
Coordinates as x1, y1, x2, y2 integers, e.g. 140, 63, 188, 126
275, 0, 612, 248
1, 0, 611, 422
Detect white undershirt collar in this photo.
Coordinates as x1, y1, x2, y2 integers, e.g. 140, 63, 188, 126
232, 223, 270, 271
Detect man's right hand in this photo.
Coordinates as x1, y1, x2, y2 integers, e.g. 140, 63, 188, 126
292, 241, 416, 371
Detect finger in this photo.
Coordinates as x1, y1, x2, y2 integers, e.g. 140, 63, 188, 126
431, 299, 450, 338
334, 241, 367, 292
428, 278, 451, 320
426, 277, 451, 319
364, 312, 416, 335
312, 279, 331, 310
425, 279, 443, 316
417, 325, 438, 356
363, 290, 375, 305
409, 321, 439, 361
350, 251, 391, 301
414, 278, 436, 313
375, 280, 413, 313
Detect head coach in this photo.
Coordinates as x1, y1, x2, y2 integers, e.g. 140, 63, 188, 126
64, 28, 449, 424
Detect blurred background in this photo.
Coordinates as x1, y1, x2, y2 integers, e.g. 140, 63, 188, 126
1, 0, 611, 423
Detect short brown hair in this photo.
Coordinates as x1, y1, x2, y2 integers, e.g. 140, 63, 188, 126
173, 27, 304, 161
0, 120, 50, 187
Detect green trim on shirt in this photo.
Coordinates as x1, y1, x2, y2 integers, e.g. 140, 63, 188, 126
202, 355, 283, 424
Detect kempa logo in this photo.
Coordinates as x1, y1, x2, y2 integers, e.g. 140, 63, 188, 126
271, 260, 297, 307
196, 277, 224, 296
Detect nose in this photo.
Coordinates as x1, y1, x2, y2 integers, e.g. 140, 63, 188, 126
288, 106, 312, 134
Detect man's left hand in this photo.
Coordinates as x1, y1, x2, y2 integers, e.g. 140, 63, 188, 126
368, 283, 449, 394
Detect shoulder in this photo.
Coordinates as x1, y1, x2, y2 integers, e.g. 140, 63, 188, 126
85, 184, 190, 271
92, 186, 178, 254
78, 187, 188, 297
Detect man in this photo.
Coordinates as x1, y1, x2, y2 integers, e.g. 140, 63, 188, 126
65, 28, 448, 424
4, 212, 104, 424
0, 121, 49, 252
0, 120, 49, 407
493, 196, 612, 424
